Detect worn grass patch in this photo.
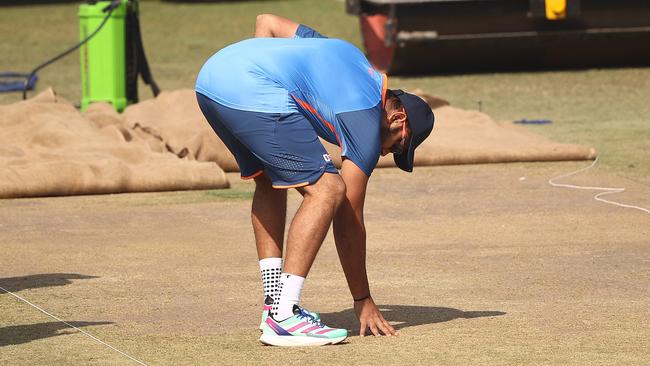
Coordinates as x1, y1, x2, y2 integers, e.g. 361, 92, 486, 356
106, 183, 255, 206
1, 164, 649, 365
120, 187, 254, 206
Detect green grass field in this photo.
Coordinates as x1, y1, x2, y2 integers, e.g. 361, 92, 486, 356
1, 0, 649, 184
2, 0, 649, 183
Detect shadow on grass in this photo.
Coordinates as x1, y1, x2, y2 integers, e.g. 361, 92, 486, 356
0, 273, 98, 293
0, 321, 113, 347
320, 305, 506, 333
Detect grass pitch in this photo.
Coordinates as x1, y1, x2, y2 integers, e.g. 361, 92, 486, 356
2, 166, 649, 365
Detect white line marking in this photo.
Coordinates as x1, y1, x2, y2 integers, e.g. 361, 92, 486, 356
548, 156, 650, 214
0, 286, 148, 366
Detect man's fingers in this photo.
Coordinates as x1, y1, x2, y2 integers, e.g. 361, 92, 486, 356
369, 322, 380, 337
376, 314, 396, 335
382, 318, 397, 335
358, 305, 398, 338
359, 321, 367, 337
376, 318, 393, 336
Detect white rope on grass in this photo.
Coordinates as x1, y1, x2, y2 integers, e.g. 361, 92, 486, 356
0, 286, 148, 366
548, 156, 650, 215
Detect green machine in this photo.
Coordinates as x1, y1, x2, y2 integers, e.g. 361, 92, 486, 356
79, 0, 159, 112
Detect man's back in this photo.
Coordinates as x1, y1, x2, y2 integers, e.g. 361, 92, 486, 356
196, 37, 383, 112
196, 36, 386, 175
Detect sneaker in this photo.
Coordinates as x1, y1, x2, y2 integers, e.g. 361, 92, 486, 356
259, 305, 347, 347
259, 296, 319, 332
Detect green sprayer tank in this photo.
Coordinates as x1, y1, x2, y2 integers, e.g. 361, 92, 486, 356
78, 0, 128, 112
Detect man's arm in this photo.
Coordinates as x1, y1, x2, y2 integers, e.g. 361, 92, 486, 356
254, 14, 299, 38
334, 159, 397, 336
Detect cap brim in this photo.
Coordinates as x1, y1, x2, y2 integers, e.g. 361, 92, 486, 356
389, 89, 435, 173
393, 135, 415, 172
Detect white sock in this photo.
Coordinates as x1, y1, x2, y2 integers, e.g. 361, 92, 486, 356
259, 258, 282, 302
274, 273, 305, 321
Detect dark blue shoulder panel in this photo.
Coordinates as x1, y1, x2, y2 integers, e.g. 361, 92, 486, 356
295, 24, 327, 39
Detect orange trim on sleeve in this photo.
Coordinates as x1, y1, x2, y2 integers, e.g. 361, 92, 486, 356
381, 73, 388, 108
272, 182, 310, 189
291, 95, 342, 146
241, 170, 264, 180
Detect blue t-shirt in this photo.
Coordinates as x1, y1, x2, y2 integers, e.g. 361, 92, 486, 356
195, 25, 386, 176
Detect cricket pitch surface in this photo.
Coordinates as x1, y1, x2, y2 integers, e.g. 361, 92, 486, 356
1, 163, 648, 365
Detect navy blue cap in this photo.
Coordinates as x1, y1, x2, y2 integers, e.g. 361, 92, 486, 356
391, 90, 435, 172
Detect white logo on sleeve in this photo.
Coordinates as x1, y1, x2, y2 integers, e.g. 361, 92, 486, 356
323, 154, 332, 162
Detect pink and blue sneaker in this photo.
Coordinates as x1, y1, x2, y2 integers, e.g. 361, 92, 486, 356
259, 303, 347, 347
259, 296, 319, 331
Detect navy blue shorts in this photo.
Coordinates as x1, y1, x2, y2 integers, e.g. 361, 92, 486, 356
196, 92, 338, 188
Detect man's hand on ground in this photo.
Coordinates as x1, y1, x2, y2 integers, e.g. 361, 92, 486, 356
354, 297, 398, 337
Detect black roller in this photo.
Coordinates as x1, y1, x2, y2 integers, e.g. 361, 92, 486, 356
348, 0, 650, 74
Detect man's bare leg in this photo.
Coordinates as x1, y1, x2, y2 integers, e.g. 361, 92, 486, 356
252, 174, 287, 259
273, 172, 346, 319
283, 173, 346, 277
253, 173, 288, 322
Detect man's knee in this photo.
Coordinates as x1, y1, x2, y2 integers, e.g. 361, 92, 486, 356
304, 173, 346, 206
330, 176, 347, 207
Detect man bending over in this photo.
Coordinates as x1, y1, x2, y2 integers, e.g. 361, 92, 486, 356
195, 14, 434, 347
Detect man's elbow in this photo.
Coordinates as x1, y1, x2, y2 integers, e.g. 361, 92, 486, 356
256, 13, 272, 27
255, 13, 275, 37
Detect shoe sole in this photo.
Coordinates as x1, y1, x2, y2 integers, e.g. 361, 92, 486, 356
259, 314, 320, 332
259, 334, 347, 347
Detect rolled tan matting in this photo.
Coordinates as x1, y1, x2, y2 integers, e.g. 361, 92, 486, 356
0, 89, 229, 199
1, 88, 595, 198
